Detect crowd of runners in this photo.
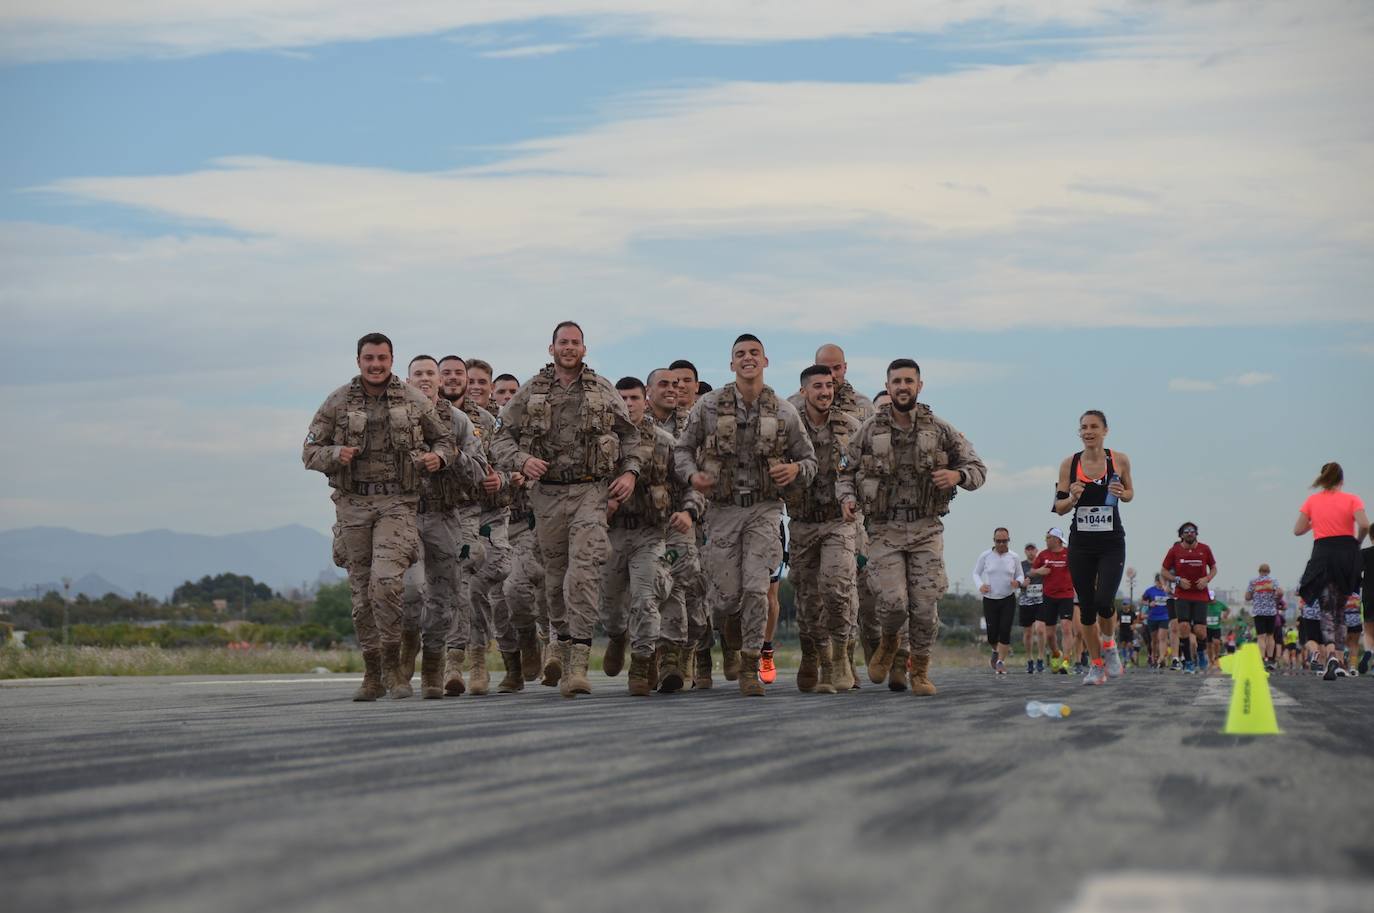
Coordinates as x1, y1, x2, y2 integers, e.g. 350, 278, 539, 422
304, 323, 1369, 701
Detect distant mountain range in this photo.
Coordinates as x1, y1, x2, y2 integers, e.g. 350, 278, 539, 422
0, 526, 339, 601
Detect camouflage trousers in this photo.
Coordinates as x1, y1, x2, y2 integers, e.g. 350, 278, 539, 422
334, 491, 421, 652
601, 522, 671, 656
659, 525, 701, 648
685, 525, 712, 651
868, 517, 947, 659
439, 504, 482, 651
502, 514, 548, 648
466, 508, 511, 651
530, 480, 610, 641
789, 518, 858, 642
400, 507, 462, 652
703, 500, 784, 653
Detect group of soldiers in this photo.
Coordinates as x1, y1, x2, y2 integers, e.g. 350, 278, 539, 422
302, 322, 987, 702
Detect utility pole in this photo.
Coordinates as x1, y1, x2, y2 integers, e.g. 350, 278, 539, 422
61, 577, 72, 647
1126, 567, 1137, 603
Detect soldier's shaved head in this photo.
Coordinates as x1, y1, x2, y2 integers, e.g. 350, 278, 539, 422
814, 344, 849, 386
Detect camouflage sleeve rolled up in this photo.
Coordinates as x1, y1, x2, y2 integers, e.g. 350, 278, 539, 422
778, 400, 818, 488
488, 380, 533, 473
445, 408, 489, 486
941, 417, 987, 491
601, 375, 642, 477
302, 387, 345, 475
416, 394, 456, 468
673, 396, 710, 484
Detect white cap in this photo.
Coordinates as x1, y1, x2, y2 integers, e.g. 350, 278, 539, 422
1046, 527, 1065, 543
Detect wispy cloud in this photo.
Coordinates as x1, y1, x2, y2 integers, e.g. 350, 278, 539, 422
1230, 371, 1275, 386
480, 42, 579, 59
1170, 372, 1276, 392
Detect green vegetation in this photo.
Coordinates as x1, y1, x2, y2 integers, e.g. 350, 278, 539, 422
1, 645, 363, 679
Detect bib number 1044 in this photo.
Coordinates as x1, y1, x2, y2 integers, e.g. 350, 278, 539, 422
1075, 505, 1115, 532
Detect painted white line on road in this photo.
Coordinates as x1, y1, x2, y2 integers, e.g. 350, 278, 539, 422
1064, 872, 1370, 913
1191, 676, 1297, 707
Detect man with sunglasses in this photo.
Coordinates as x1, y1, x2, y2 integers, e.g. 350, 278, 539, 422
1161, 523, 1217, 674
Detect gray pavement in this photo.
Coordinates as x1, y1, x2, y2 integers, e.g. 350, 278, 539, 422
3, 666, 1373, 913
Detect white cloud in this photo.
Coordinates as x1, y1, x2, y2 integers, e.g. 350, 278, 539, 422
0, 1, 1127, 62
1230, 371, 1275, 387
1169, 378, 1219, 392
480, 42, 579, 59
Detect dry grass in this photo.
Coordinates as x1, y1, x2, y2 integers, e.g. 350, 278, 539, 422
0, 645, 362, 679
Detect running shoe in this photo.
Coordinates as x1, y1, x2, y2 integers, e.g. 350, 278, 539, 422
759, 651, 777, 685
1323, 657, 1339, 681
1348, 667, 1359, 678
1183, 661, 1195, 674
1036, 659, 1045, 674
1197, 655, 1208, 672
1082, 663, 1108, 686
1263, 661, 1275, 673
1103, 646, 1124, 678
995, 659, 1007, 675
1310, 657, 1322, 673
1057, 661, 1068, 675
1335, 665, 1349, 678
990, 652, 998, 670
1359, 650, 1372, 675
1171, 657, 1182, 672
1026, 660, 1035, 674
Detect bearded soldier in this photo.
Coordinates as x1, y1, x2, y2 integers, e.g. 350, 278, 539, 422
845, 358, 986, 695
784, 364, 860, 694
302, 333, 457, 702
489, 320, 640, 698
674, 334, 817, 697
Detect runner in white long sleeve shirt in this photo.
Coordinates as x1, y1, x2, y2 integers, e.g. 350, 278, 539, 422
973, 528, 1025, 673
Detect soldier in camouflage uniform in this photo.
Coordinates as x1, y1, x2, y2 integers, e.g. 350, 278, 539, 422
302, 333, 457, 701
675, 334, 817, 696
845, 358, 986, 695
490, 321, 641, 699
432, 355, 508, 696
668, 359, 715, 689
398, 355, 491, 698
601, 376, 706, 696
784, 365, 860, 694
500, 476, 548, 683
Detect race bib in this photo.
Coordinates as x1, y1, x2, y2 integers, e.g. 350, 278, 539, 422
1021, 583, 1044, 604
1075, 505, 1115, 532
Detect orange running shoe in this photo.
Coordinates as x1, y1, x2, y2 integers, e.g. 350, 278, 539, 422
759, 650, 777, 684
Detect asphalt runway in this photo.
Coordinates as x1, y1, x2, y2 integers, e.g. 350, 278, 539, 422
3, 666, 1373, 913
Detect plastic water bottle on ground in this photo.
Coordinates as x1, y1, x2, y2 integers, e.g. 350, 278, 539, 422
1026, 700, 1071, 719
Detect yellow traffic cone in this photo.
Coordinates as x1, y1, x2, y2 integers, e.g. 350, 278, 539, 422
1222, 644, 1281, 735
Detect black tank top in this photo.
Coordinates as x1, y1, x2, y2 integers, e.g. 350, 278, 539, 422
1069, 449, 1125, 541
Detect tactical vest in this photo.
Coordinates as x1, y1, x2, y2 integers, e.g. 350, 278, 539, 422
833, 382, 866, 421
516, 364, 620, 479
700, 383, 788, 503
858, 403, 956, 520
785, 407, 854, 522
617, 418, 674, 526
462, 399, 511, 510
333, 377, 425, 494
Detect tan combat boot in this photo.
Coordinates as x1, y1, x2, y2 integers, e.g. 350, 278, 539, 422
868, 632, 899, 683
796, 635, 818, 692
647, 647, 659, 691
657, 643, 685, 693
542, 638, 568, 687
497, 650, 524, 693
560, 642, 592, 698
693, 648, 714, 689
467, 644, 490, 696
399, 627, 421, 684
627, 653, 653, 696
909, 653, 938, 695
517, 627, 542, 681
353, 650, 386, 702
443, 648, 467, 696
603, 632, 628, 677
738, 650, 765, 697
848, 638, 861, 690
861, 633, 878, 667
888, 648, 910, 692
419, 648, 445, 699
722, 615, 742, 681
383, 644, 413, 699
813, 638, 837, 694
831, 636, 855, 692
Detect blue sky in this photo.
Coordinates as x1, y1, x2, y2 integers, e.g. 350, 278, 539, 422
2, 1, 1371, 596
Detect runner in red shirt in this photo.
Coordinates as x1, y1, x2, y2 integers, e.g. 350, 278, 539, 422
1031, 527, 1074, 672
1161, 522, 1216, 673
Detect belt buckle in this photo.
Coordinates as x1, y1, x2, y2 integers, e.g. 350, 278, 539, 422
737, 491, 754, 508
